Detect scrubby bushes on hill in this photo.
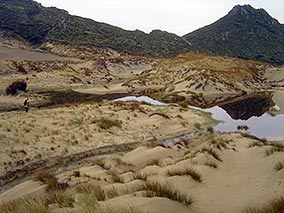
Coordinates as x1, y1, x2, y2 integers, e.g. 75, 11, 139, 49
5, 80, 28, 96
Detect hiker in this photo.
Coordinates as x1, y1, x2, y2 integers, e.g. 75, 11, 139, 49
23, 96, 30, 112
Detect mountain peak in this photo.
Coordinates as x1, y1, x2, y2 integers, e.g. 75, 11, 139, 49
184, 4, 284, 64
228, 4, 267, 17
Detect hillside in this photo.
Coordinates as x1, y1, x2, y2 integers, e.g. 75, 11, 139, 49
183, 5, 284, 64
0, 0, 189, 57
1, 1, 284, 63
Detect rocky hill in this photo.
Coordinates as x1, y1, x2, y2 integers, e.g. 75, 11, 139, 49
1, 1, 284, 63
183, 5, 284, 64
0, 0, 189, 57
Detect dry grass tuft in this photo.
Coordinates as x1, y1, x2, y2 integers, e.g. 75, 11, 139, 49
108, 169, 124, 183
274, 162, 284, 171
193, 122, 201, 130
133, 172, 148, 181
143, 181, 193, 206
266, 143, 284, 156
243, 196, 284, 213
166, 168, 202, 182
248, 141, 265, 148
0, 198, 48, 213
96, 118, 122, 129
147, 158, 161, 166
75, 183, 106, 201
200, 147, 222, 162
204, 161, 218, 168
34, 169, 68, 191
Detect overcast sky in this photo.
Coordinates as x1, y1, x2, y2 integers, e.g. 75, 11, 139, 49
36, 0, 284, 36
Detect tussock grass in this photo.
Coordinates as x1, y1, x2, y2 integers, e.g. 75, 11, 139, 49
44, 191, 74, 208
241, 133, 267, 143
75, 184, 106, 201
266, 147, 284, 156
209, 139, 228, 150
183, 149, 191, 156
92, 158, 106, 168
103, 186, 120, 199
147, 158, 160, 166
108, 169, 124, 183
143, 181, 193, 206
133, 172, 148, 181
200, 147, 222, 162
166, 168, 202, 182
193, 122, 201, 130
34, 169, 64, 191
206, 126, 214, 133
112, 157, 134, 166
77, 191, 142, 213
243, 196, 284, 213
0, 198, 49, 213
96, 118, 122, 129
274, 162, 284, 171
204, 161, 218, 168
0, 192, 74, 213
248, 141, 265, 148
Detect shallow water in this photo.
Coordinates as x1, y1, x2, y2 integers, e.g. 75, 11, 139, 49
202, 93, 284, 141
204, 106, 284, 140
114, 94, 284, 140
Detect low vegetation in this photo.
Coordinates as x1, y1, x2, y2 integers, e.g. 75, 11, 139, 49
266, 146, 284, 156
0, 191, 142, 213
34, 169, 68, 191
96, 118, 122, 130
143, 181, 193, 206
166, 167, 202, 182
200, 147, 222, 162
243, 196, 284, 213
75, 184, 106, 201
274, 162, 284, 171
204, 161, 218, 168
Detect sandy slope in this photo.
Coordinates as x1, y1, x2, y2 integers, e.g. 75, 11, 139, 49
1, 132, 283, 213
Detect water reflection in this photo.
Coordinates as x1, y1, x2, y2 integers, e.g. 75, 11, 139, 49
219, 95, 274, 120
201, 93, 284, 140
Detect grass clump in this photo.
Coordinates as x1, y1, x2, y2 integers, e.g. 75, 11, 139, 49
143, 181, 193, 206
79, 191, 142, 213
44, 191, 74, 208
265, 144, 284, 156
204, 161, 218, 168
200, 147, 222, 162
193, 122, 201, 130
248, 141, 265, 148
166, 168, 202, 182
133, 172, 148, 181
147, 158, 160, 166
75, 184, 106, 201
96, 118, 122, 129
243, 196, 284, 213
206, 126, 214, 133
274, 162, 284, 171
108, 169, 124, 183
0, 198, 49, 213
34, 169, 66, 191
0, 192, 74, 213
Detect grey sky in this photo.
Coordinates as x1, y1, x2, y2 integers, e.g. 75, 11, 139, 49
36, 0, 284, 36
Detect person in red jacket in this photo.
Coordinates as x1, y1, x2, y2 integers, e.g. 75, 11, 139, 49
23, 96, 30, 112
